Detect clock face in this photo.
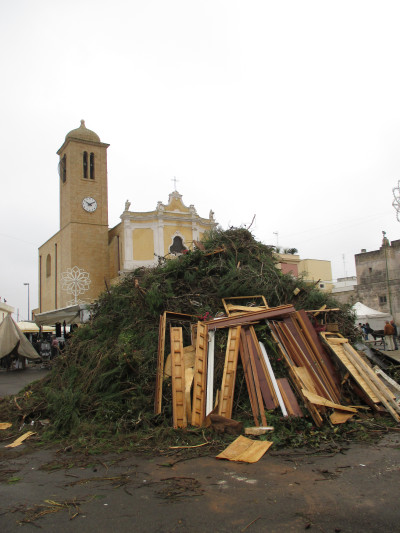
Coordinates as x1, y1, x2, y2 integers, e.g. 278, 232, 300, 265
82, 197, 97, 212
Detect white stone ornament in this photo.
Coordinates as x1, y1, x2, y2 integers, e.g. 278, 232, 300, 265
393, 181, 400, 222
61, 266, 91, 305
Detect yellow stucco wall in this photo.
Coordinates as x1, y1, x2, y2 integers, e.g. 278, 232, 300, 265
299, 259, 333, 292
133, 228, 155, 260
168, 197, 190, 212
108, 223, 123, 279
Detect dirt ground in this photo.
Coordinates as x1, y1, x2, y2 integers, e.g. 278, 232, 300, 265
1, 369, 400, 532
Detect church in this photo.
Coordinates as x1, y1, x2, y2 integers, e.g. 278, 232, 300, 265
37, 121, 216, 317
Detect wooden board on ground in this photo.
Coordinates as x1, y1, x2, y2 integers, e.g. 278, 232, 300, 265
216, 435, 273, 463
330, 410, 355, 425
245, 426, 274, 435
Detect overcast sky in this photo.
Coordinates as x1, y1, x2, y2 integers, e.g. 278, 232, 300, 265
1, 0, 400, 320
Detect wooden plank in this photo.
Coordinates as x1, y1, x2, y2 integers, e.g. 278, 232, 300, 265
280, 320, 335, 401
191, 322, 209, 426
250, 327, 279, 407
268, 321, 324, 427
170, 327, 187, 428
222, 295, 268, 317
295, 310, 341, 398
293, 367, 319, 395
276, 378, 303, 417
284, 317, 336, 401
216, 435, 273, 463
205, 305, 296, 329
154, 312, 167, 414
218, 326, 241, 419
342, 343, 400, 422
246, 328, 277, 409
242, 329, 268, 426
239, 330, 260, 426
320, 332, 380, 403
301, 389, 357, 412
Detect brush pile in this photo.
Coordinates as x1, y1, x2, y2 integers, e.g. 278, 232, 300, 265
2, 228, 364, 450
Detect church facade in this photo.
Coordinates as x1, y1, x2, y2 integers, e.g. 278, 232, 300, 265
38, 121, 216, 314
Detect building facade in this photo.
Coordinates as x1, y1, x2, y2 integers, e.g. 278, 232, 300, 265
0, 302, 14, 323
276, 254, 333, 292
355, 234, 400, 323
38, 121, 216, 314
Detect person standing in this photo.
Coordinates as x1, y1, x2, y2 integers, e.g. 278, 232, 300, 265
390, 320, 398, 350
384, 321, 395, 351
365, 323, 374, 341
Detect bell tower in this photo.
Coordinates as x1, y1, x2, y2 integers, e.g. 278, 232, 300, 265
57, 120, 109, 230
53, 121, 110, 308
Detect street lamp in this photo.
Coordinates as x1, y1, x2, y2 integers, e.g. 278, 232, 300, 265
23, 283, 30, 321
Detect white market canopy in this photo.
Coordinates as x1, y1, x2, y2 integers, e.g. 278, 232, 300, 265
352, 301, 392, 330
0, 315, 40, 360
17, 321, 55, 333
34, 304, 90, 326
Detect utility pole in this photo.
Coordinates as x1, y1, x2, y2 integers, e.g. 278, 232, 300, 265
382, 231, 393, 315
23, 282, 30, 321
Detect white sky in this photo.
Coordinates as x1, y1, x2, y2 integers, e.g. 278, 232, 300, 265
1, 0, 400, 320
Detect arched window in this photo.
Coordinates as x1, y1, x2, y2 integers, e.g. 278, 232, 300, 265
46, 254, 51, 277
169, 236, 186, 255
59, 154, 66, 183
83, 151, 88, 179
90, 152, 95, 179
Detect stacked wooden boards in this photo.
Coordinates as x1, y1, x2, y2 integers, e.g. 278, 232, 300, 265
320, 332, 400, 423
154, 302, 400, 429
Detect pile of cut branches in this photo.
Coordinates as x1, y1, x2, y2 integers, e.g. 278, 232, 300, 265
1, 228, 362, 451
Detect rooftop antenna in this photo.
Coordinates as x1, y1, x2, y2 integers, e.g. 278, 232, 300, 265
342, 253, 347, 278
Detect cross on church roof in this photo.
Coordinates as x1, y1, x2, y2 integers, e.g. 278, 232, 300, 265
171, 176, 179, 191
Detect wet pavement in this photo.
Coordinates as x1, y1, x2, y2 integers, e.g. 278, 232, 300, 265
0, 365, 49, 398
1, 367, 400, 532
0, 434, 399, 532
